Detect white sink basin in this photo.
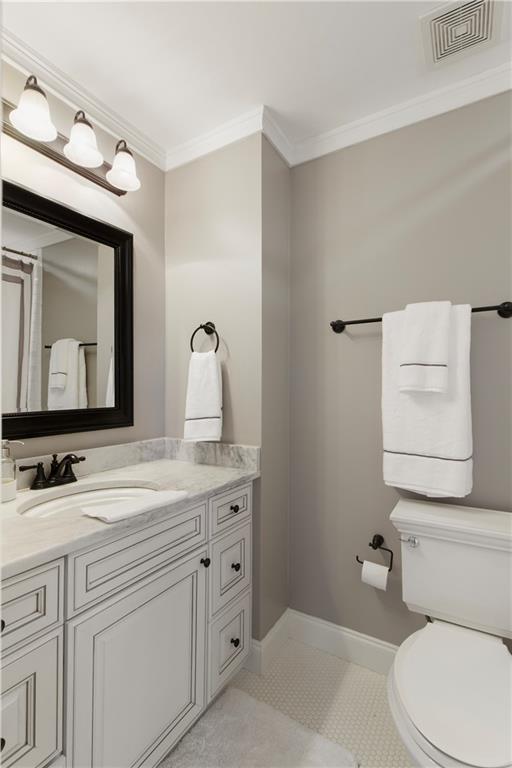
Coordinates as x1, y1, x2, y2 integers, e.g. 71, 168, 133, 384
18, 479, 161, 519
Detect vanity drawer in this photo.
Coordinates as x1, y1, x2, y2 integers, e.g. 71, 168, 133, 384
211, 522, 252, 616
1, 560, 64, 651
1, 628, 63, 768
209, 591, 251, 700
68, 503, 207, 616
210, 484, 252, 537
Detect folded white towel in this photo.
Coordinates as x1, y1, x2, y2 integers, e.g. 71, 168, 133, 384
83, 490, 189, 523
49, 338, 71, 390
382, 304, 472, 498
184, 350, 222, 442
48, 339, 88, 410
399, 301, 451, 393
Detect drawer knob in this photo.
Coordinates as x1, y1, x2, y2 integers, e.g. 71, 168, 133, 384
200, 557, 211, 568
230, 504, 240, 514
231, 562, 241, 572
1, 737, 5, 752
230, 638, 240, 648
0, 619, 5, 633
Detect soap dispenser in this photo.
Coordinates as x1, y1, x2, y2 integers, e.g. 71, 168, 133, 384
1, 440, 24, 502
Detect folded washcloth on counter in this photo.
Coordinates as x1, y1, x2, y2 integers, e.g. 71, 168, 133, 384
382, 304, 472, 498
83, 489, 189, 523
399, 301, 452, 393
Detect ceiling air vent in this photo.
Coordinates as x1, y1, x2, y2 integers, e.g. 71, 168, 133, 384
421, 0, 501, 66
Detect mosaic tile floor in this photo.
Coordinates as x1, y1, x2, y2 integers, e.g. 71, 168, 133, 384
233, 639, 413, 768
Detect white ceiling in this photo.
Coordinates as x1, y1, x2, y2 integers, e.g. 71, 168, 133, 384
2, 2, 511, 169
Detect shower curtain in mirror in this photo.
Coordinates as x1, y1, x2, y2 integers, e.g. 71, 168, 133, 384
2, 251, 42, 412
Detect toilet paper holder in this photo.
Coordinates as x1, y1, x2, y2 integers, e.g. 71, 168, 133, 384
356, 534, 394, 572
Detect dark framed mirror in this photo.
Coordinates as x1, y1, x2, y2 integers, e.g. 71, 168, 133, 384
2, 181, 133, 438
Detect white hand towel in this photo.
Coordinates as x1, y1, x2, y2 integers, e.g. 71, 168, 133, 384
399, 301, 451, 393
184, 350, 223, 442
48, 339, 88, 410
382, 304, 472, 498
83, 490, 189, 523
49, 338, 71, 390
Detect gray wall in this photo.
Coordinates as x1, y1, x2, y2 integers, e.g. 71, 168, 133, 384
41, 238, 99, 407
2, 62, 166, 460
290, 93, 512, 646
165, 135, 290, 640
256, 137, 291, 638
165, 134, 262, 446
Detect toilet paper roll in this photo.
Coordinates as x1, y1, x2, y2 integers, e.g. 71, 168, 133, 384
361, 560, 388, 591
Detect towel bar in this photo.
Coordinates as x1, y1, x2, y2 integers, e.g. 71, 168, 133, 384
331, 301, 512, 334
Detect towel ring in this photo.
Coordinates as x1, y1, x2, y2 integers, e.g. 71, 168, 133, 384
190, 322, 220, 353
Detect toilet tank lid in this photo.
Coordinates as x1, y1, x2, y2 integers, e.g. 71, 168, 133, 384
390, 499, 512, 550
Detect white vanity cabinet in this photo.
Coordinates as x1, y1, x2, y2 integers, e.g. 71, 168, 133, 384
1, 629, 63, 768
66, 549, 207, 768
1, 480, 253, 768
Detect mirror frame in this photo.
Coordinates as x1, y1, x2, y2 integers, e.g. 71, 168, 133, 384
2, 181, 134, 438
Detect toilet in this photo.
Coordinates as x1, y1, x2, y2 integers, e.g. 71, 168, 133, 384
388, 499, 512, 768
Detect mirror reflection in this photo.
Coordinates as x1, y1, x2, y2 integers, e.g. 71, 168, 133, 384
2, 208, 115, 413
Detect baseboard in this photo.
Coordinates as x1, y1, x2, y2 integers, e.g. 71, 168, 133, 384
244, 608, 291, 675
288, 609, 397, 675
245, 608, 397, 676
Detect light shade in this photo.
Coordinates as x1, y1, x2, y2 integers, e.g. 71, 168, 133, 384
106, 140, 141, 192
63, 111, 103, 168
10, 75, 57, 142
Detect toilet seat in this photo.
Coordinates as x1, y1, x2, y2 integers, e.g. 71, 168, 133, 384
390, 621, 512, 768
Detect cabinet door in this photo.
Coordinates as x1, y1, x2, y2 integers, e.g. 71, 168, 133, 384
1, 629, 63, 768
67, 550, 207, 768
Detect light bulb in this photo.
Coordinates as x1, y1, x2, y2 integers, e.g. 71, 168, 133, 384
63, 111, 103, 168
9, 75, 57, 142
106, 140, 141, 192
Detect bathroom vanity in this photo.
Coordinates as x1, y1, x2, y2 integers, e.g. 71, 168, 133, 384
0, 450, 257, 768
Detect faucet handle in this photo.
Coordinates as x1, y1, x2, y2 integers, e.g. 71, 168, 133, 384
18, 462, 47, 490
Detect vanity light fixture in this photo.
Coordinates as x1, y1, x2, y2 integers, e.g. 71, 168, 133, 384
63, 110, 103, 168
9, 75, 57, 142
106, 140, 141, 192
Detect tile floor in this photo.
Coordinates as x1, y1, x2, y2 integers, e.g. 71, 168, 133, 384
233, 639, 413, 768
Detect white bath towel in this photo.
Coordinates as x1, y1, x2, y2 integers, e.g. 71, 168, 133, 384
48, 339, 88, 410
382, 305, 472, 498
399, 301, 451, 393
83, 490, 189, 523
184, 350, 222, 442
48, 338, 71, 390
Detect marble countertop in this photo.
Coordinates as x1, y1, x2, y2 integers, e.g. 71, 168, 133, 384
1, 458, 259, 579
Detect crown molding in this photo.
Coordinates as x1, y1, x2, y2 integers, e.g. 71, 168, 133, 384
165, 106, 266, 171
293, 63, 512, 165
261, 107, 295, 166
3, 25, 510, 175
165, 63, 511, 171
2, 29, 167, 169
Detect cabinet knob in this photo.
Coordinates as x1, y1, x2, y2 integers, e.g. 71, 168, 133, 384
200, 557, 211, 568
230, 638, 240, 648
230, 504, 240, 514
231, 562, 241, 572
0, 619, 5, 633
1, 737, 5, 752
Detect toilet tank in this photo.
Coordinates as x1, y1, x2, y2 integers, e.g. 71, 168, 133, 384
390, 499, 512, 639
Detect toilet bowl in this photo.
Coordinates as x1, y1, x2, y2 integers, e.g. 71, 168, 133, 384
388, 621, 512, 768
389, 500, 512, 768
